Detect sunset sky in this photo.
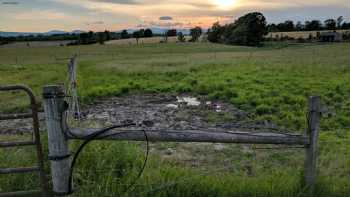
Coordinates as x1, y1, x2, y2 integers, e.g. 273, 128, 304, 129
1, 0, 350, 32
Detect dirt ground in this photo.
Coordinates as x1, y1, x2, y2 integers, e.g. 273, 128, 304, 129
0, 93, 280, 135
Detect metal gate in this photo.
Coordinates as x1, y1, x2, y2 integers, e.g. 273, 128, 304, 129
0, 85, 49, 197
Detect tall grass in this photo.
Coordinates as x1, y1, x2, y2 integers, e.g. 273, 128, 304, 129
0, 42, 350, 196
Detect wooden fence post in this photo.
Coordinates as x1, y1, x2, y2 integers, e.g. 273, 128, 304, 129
43, 85, 71, 196
304, 96, 321, 196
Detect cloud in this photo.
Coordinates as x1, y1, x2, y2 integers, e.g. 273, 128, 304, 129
87, 0, 139, 4
159, 16, 173, 20
186, 2, 215, 9
1, 1, 20, 5
13, 10, 68, 20
149, 21, 183, 27
86, 21, 104, 25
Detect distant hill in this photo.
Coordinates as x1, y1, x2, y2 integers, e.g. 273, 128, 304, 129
44, 30, 68, 35
0, 31, 40, 37
0, 30, 86, 37
71, 30, 86, 34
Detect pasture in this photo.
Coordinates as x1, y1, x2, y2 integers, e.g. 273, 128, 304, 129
0, 42, 350, 196
267, 29, 350, 39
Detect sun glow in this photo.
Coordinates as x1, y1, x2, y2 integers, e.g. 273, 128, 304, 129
213, 0, 237, 9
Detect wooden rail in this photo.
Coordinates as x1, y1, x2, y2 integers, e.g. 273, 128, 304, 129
43, 85, 321, 196
68, 129, 309, 145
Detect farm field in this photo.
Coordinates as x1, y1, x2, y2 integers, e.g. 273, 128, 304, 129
0, 40, 75, 48
267, 29, 350, 39
105, 36, 193, 45
0, 36, 192, 49
1, 42, 350, 196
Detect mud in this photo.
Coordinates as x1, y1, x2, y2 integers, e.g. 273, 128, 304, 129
0, 93, 279, 135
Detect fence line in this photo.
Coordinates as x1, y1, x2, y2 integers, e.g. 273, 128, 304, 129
42, 85, 321, 196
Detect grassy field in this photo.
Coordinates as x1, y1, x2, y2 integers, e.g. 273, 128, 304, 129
0, 40, 74, 48
1, 42, 350, 196
267, 29, 350, 39
105, 36, 193, 45
0, 36, 191, 49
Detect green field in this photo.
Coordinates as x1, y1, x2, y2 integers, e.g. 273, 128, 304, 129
1, 42, 350, 196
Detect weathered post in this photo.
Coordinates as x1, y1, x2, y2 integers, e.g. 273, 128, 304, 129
304, 96, 321, 195
43, 85, 71, 196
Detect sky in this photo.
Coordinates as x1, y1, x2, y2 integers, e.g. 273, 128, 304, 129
1, 0, 350, 32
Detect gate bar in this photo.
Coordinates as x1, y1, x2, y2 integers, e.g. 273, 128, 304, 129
0, 113, 33, 120
0, 85, 49, 197
0, 190, 42, 197
0, 140, 35, 148
0, 166, 40, 174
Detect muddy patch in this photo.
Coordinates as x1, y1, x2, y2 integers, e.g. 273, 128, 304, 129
80, 94, 250, 130
0, 93, 279, 134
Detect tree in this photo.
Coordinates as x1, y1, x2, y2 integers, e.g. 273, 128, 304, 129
177, 32, 186, 42
277, 20, 295, 32
223, 12, 267, 46
79, 33, 89, 44
324, 19, 336, 30
342, 22, 350, 30
267, 23, 279, 32
295, 21, 304, 31
305, 20, 322, 31
120, 30, 130, 39
189, 26, 202, 42
104, 30, 111, 41
97, 32, 106, 44
138, 29, 145, 38
79, 31, 96, 44
133, 31, 141, 44
337, 16, 344, 29
144, 29, 153, 37
166, 29, 177, 37
88, 31, 94, 39
207, 22, 224, 43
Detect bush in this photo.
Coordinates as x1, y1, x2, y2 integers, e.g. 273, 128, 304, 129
177, 32, 186, 42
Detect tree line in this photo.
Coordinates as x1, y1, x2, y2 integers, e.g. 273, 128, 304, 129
0, 33, 80, 45
267, 16, 350, 32
2, 13, 350, 47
